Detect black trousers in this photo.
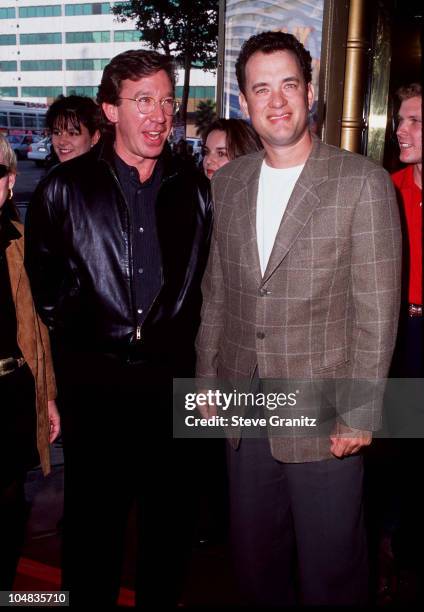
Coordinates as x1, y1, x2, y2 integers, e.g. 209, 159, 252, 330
387, 312, 424, 574
0, 477, 27, 590
227, 437, 369, 606
0, 364, 37, 589
390, 310, 424, 379
55, 350, 198, 608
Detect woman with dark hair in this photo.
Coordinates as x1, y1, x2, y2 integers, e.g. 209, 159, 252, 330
0, 133, 60, 589
197, 117, 262, 552
46, 95, 101, 163
203, 118, 262, 178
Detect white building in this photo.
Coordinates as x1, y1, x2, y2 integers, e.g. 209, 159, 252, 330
0, 0, 216, 134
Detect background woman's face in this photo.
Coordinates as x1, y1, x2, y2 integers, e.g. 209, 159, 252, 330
203, 130, 229, 178
0, 151, 16, 210
52, 121, 99, 162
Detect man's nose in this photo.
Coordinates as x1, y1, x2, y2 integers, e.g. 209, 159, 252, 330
396, 121, 407, 137
150, 101, 166, 122
269, 90, 287, 107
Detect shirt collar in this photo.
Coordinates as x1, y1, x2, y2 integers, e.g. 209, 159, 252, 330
113, 150, 163, 187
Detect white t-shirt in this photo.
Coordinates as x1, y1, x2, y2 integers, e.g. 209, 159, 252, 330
256, 160, 304, 275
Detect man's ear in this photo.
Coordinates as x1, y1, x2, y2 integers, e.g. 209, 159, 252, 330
239, 92, 250, 119
102, 102, 118, 124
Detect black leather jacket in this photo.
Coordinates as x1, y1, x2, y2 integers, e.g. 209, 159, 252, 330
25, 137, 212, 369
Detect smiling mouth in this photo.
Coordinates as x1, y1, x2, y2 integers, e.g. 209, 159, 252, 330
269, 113, 291, 121
399, 143, 413, 149
144, 131, 163, 142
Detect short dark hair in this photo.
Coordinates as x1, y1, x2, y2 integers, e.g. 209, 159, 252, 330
46, 95, 100, 136
236, 30, 312, 95
203, 118, 262, 160
396, 82, 422, 102
97, 49, 176, 106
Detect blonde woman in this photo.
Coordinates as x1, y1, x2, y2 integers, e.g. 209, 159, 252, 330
0, 133, 60, 588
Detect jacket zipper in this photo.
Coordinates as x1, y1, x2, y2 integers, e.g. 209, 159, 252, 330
107, 163, 141, 342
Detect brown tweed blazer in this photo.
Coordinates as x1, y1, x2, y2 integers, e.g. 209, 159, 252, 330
195, 135, 402, 462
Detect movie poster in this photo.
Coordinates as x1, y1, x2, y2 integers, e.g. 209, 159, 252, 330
222, 0, 324, 118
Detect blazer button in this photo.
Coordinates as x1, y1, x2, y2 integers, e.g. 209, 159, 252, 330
259, 288, 271, 296
256, 332, 265, 339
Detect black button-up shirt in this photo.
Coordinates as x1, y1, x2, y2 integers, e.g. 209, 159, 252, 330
113, 153, 163, 329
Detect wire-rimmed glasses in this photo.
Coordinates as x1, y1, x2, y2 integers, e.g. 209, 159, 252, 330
119, 96, 180, 116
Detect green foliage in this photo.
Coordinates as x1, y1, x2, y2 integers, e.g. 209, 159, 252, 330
112, 1, 218, 69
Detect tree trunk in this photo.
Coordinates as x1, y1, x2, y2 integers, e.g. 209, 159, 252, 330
158, 8, 170, 55
180, 53, 192, 134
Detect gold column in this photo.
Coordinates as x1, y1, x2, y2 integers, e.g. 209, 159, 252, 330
367, 6, 391, 163
340, 0, 369, 152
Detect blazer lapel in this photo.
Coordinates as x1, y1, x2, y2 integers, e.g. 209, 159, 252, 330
262, 137, 328, 283
239, 151, 264, 283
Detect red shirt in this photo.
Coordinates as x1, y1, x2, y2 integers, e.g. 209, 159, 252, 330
391, 165, 422, 305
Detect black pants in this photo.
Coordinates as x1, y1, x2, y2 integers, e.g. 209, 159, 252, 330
0, 477, 27, 590
387, 312, 424, 574
390, 310, 424, 379
55, 350, 198, 608
0, 364, 37, 589
227, 437, 368, 606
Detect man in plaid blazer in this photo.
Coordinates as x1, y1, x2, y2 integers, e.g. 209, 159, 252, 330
195, 31, 402, 605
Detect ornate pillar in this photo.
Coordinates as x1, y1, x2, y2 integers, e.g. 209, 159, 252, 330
340, 0, 370, 152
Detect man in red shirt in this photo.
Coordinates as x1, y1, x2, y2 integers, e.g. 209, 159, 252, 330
384, 83, 423, 602
391, 83, 422, 377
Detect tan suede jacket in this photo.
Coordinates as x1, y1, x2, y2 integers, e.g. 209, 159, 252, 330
5, 221, 56, 475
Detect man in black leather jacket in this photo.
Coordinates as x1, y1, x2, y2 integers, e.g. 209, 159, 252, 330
25, 50, 212, 608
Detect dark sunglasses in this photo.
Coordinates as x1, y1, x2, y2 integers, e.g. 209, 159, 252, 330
0, 164, 10, 179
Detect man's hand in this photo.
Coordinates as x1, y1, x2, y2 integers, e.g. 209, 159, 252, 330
47, 399, 61, 443
196, 390, 218, 419
330, 422, 372, 458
